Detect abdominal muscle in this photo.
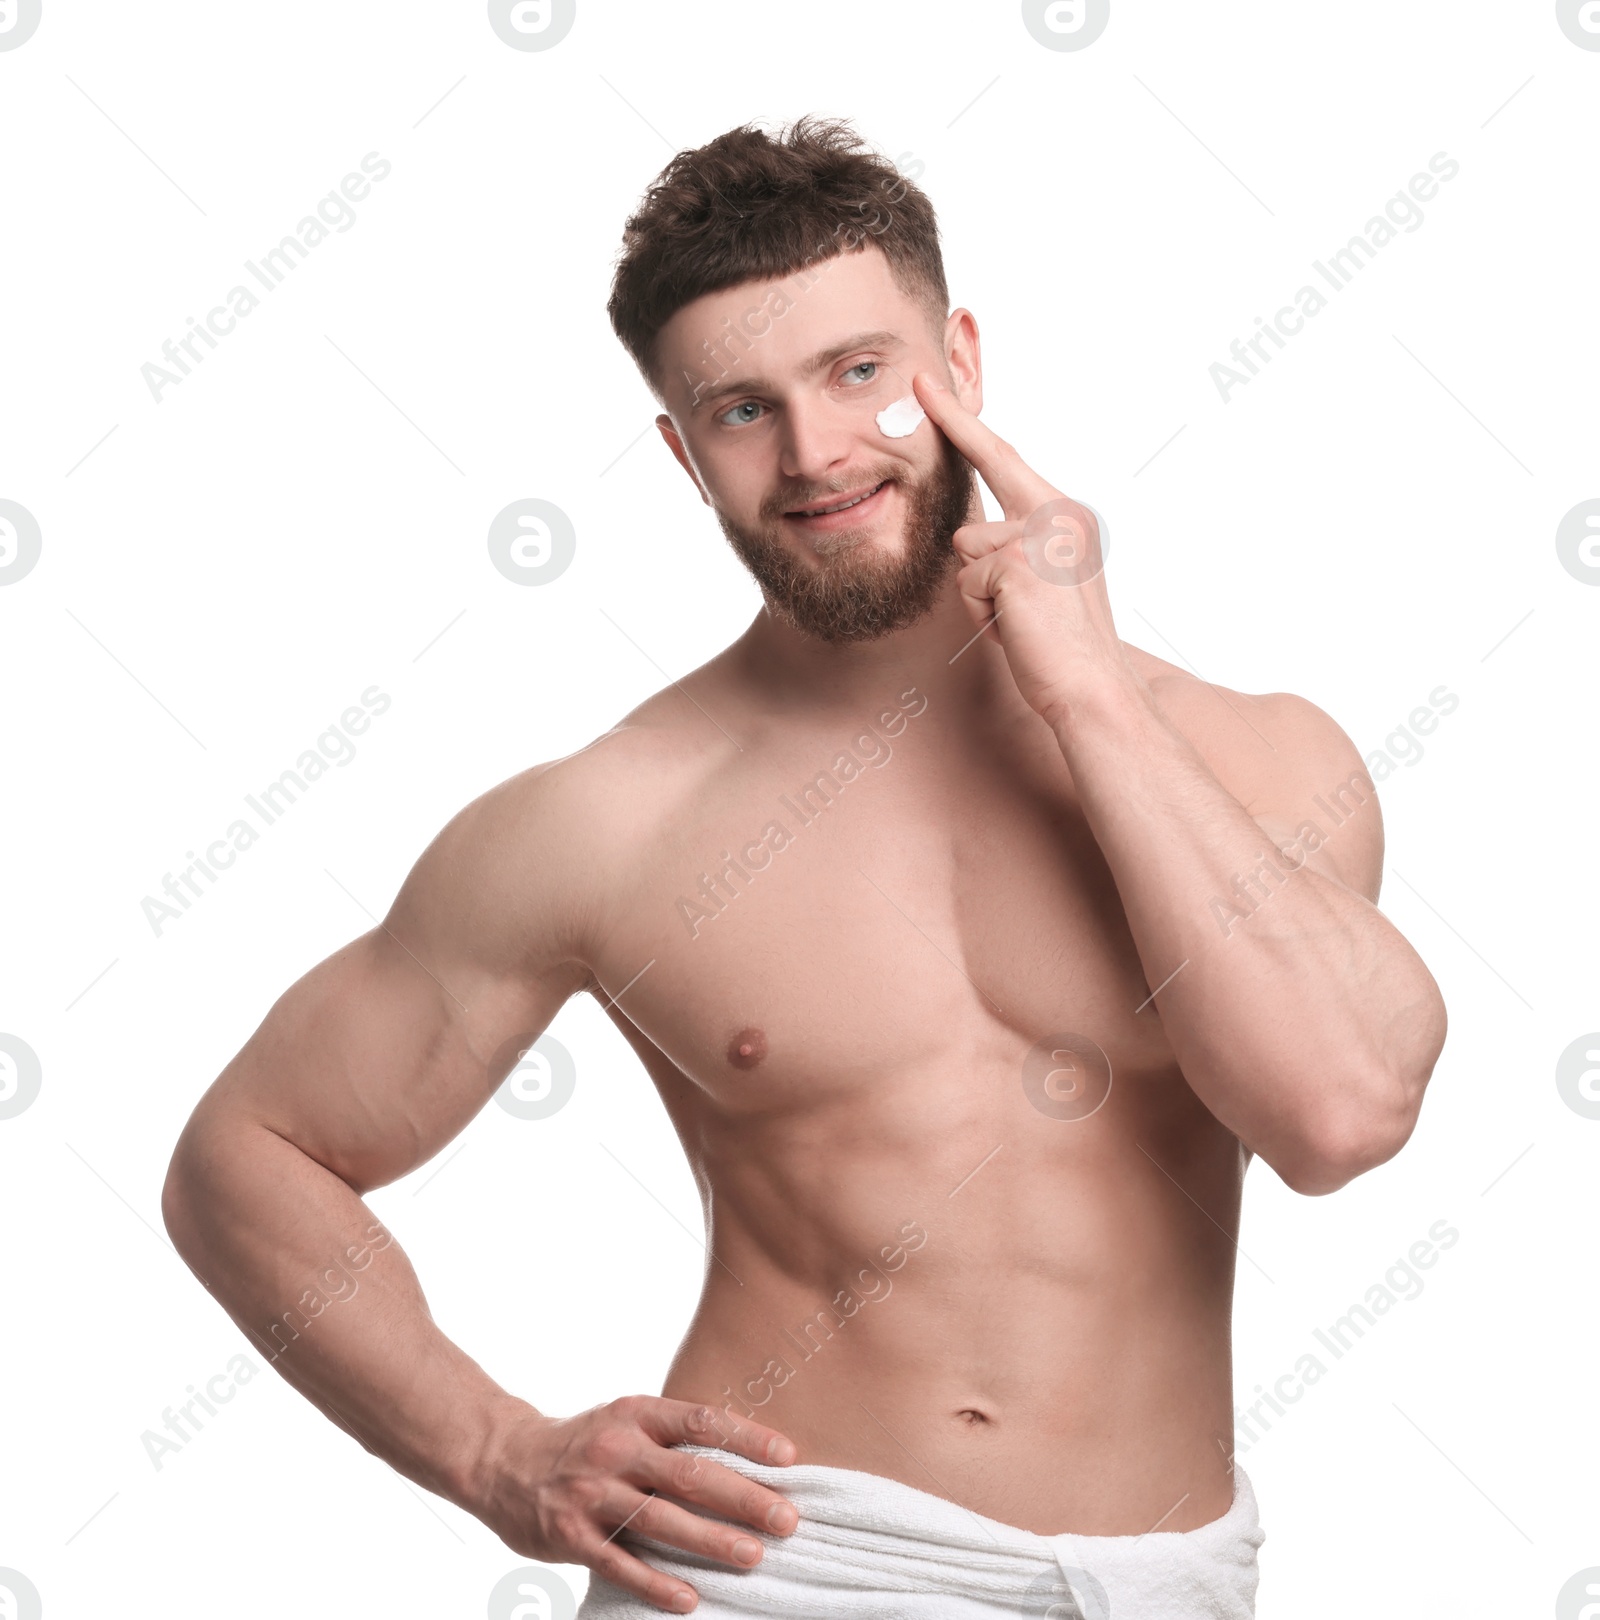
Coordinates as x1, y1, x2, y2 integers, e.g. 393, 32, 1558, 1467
653, 1066, 1245, 1538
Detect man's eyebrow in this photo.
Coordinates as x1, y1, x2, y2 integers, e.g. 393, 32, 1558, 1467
688, 329, 904, 413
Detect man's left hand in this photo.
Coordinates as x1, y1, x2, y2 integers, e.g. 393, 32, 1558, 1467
913, 370, 1144, 729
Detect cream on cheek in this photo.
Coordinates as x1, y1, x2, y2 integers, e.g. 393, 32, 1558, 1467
875, 394, 926, 437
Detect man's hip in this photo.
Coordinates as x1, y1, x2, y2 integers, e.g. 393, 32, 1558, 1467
575, 1442, 1264, 1618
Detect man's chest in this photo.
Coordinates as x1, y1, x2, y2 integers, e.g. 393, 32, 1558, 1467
586, 735, 1181, 1109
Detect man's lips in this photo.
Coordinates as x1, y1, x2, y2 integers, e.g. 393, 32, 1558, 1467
784, 479, 892, 528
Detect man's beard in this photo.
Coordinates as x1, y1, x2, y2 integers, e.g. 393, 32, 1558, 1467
713, 430, 976, 644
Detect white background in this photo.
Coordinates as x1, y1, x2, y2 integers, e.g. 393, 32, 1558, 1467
1, 2, 1594, 1616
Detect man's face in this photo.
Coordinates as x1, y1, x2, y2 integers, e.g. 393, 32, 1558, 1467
653, 245, 978, 643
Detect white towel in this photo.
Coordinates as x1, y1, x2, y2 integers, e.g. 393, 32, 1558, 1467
576, 1442, 1263, 1618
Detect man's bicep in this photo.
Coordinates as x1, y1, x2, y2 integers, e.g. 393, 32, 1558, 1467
190, 768, 592, 1193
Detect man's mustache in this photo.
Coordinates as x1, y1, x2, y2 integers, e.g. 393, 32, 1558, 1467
764, 464, 906, 519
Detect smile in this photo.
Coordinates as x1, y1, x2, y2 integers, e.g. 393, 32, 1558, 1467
787, 480, 891, 524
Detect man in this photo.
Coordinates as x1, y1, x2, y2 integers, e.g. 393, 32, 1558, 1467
162, 116, 1446, 1617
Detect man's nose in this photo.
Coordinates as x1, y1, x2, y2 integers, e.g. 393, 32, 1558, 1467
778, 394, 867, 486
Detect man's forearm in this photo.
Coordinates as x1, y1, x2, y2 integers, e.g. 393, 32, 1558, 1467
162, 1118, 529, 1509
907, 376, 1443, 1189
1051, 678, 1444, 1191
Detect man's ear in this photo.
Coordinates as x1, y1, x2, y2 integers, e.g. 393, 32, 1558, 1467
656, 414, 710, 505
942, 308, 983, 418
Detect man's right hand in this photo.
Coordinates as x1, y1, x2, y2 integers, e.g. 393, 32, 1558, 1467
472, 1396, 801, 1614
161, 764, 796, 1615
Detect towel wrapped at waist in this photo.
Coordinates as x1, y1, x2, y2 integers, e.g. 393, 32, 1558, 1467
576, 1441, 1264, 1618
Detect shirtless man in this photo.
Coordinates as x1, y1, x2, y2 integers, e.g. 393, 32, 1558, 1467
161, 117, 1447, 1617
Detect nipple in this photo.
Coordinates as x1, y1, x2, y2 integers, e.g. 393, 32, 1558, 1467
727, 1027, 768, 1070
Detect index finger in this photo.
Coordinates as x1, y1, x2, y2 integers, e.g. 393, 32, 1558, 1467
636, 1444, 801, 1544
911, 371, 1056, 521
639, 1401, 800, 1532
645, 1398, 798, 1467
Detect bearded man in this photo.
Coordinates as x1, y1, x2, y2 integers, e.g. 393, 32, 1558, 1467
163, 115, 1446, 1619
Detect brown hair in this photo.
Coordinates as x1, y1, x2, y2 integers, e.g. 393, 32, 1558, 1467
607, 115, 948, 401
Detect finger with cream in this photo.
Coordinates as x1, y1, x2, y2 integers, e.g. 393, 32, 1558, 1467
875, 395, 925, 438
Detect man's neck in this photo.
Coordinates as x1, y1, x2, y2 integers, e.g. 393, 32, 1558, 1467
727, 574, 1033, 729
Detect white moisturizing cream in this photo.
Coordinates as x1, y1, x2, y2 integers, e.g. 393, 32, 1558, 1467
875, 394, 925, 437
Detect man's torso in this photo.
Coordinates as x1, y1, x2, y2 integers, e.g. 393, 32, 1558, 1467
557, 642, 1274, 1535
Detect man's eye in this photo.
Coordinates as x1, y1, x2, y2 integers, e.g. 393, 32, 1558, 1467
717, 401, 765, 427
842, 362, 878, 385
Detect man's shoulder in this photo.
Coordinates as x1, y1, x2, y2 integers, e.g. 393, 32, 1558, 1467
1130, 651, 1355, 771
473, 680, 729, 850
1146, 664, 1353, 764
399, 675, 733, 978
1126, 646, 1382, 899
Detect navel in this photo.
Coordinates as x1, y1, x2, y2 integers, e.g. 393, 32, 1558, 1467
727, 1027, 768, 1070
